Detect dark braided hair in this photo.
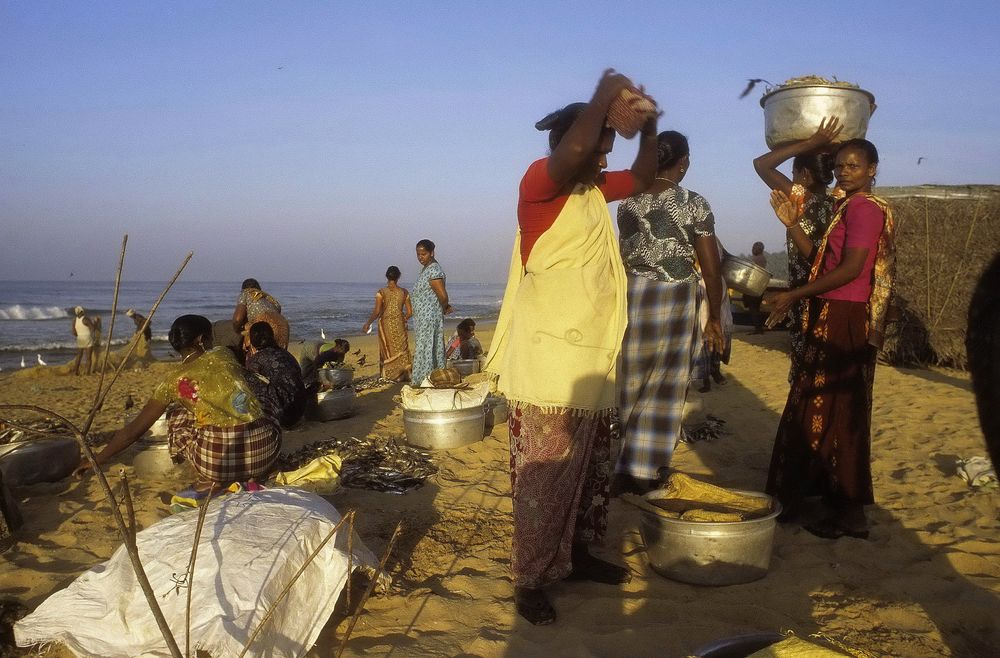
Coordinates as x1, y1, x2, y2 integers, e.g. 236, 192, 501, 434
535, 102, 588, 151
656, 131, 689, 170
793, 152, 834, 187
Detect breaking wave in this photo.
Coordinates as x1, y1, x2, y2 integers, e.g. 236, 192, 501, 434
0, 305, 69, 321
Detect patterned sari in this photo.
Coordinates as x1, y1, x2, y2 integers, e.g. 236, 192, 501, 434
767, 194, 896, 508
376, 286, 412, 381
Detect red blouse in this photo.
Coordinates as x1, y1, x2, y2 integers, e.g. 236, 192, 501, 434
517, 158, 635, 266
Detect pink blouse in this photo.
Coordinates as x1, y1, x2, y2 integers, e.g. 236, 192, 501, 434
819, 195, 885, 303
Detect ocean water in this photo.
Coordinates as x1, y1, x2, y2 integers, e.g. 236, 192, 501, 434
0, 280, 504, 372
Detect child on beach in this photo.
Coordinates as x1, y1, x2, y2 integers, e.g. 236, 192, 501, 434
446, 319, 483, 360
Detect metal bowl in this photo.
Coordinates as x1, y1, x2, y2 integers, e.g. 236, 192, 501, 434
318, 367, 353, 388
131, 439, 187, 478
761, 84, 875, 148
403, 405, 486, 450
316, 387, 355, 421
721, 255, 771, 297
0, 438, 80, 486
447, 358, 481, 377
693, 632, 785, 658
638, 489, 781, 586
484, 396, 508, 428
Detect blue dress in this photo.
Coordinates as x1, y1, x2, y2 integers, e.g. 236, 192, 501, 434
411, 262, 446, 385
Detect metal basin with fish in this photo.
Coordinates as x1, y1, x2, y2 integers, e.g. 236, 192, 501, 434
318, 367, 353, 388
721, 255, 771, 297
403, 405, 486, 450
639, 489, 781, 586
315, 387, 355, 421
761, 84, 875, 148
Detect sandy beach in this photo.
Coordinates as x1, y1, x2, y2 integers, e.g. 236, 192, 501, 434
1, 327, 998, 657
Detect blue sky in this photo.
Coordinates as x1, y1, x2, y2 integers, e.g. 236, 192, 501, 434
2, 1, 998, 284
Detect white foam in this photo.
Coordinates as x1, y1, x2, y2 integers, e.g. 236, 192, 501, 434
0, 305, 69, 321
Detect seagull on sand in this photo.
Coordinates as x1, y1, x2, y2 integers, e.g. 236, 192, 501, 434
36, 354, 47, 366
321, 328, 327, 340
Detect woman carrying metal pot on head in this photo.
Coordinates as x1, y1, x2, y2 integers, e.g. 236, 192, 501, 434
614, 130, 726, 494
764, 138, 896, 541
753, 117, 841, 379
485, 69, 659, 625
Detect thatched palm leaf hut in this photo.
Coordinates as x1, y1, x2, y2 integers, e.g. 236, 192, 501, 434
877, 185, 1000, 368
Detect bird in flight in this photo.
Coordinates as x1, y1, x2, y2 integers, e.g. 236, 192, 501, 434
739, 78, 774, 99
917, 157, 925, 165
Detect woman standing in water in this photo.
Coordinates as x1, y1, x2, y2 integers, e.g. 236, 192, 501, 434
410, 241, 452, 385
753, 118, 841, 379
486, 70, 658, 625
363, 265, 413, 382
765, 138, 896, 540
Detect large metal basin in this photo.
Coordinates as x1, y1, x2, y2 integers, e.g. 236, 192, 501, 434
131, 438, 186, 479
639, 489, 781, 586
403, 405, 486, 450
761, 84, 875, 148
0, 438, 80, 486
693, 632, 785, 658
316, 388, 355, 421
318, 367, 353, 388
721, 255, 771, 297
447, 358, 481, 377
484, 396, 508, 428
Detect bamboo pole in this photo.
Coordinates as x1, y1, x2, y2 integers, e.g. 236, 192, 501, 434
185, 483, 216, 657
0, 404, 183, 658
336, 521, 402, 658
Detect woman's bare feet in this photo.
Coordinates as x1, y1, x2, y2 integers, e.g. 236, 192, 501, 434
514, 586, 555, 625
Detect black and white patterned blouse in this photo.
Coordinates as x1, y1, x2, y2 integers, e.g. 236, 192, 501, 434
787, 193, 835, 288
617, 186, 716, 283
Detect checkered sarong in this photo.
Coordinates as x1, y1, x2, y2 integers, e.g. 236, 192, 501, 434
167, 406, 282, 483
615, 276, 698, 480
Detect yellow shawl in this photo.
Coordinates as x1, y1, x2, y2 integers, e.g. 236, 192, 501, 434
806, 193, 896, 349
484, 183, 628, 415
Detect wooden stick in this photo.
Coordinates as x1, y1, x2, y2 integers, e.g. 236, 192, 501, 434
94, 235, 127, 393
0, 404, 182, 658
336, 521, 402, 658
79, 250, 193, 439
186, 483, 216, 658
118, 469, 137, 549
238, 511, 356, 658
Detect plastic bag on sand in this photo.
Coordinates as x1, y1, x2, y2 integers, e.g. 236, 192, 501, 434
15, 489, 381, 658
401, 381, 490, 411
275, 454, 343, 494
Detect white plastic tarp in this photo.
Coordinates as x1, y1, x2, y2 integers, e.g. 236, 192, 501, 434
400, 381, 490, 411
15, 488, 378, 658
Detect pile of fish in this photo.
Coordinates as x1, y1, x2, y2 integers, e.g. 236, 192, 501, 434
680, 415, 729, 444
277, 435, 437, 494
352, 375, 397, 392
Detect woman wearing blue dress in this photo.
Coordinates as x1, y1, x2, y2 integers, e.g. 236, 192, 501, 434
411, 239, 453, 385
